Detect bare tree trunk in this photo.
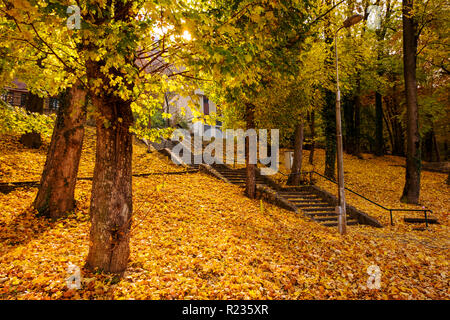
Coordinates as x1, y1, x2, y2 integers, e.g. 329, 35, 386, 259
34, 82, 87, 219
353, 93, 362, 158
287, 121, 304, 185
322, 1, 336, 179
85, 92, 134, 274
383, 108, 394, 155
375, 92, 384, 156
323, 90, 336, 180
308, 110, 315, 165
401, 0, 421, 204
245, 103, 256, 199
432, 128, 441, 162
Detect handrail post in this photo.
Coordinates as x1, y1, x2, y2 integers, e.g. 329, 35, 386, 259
424, 210, 428, 228
389, 209, 393, 226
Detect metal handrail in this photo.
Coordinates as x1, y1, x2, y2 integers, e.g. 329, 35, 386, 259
301, 170, 433, 227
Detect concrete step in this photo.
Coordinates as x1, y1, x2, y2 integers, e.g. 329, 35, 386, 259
287, 199, 325, 204
322, 219, 358, 227
302, 207, 336, 212
296, 203, 334, 208
404, 217, 439, 224
305, 212, 338, 217
314, 216, 341, 222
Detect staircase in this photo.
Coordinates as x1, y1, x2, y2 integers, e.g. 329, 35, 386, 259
212, 164, 269, 187
156, 135, 364, 228
278, 187, 358, 227
212, 164, 359, 227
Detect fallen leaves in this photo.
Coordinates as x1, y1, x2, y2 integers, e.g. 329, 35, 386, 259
0, 131, 448, 300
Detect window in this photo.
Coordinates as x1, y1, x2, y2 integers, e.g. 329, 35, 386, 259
203, 96, 209, 115
49, 97, 59, 110
20, 93, 27, 107
7, 92, 14, 105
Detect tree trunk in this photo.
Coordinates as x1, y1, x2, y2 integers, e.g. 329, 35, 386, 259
308, 110, 315, 165
383, 108, 394, 155
422, 129, 433, 162
322, 2, 336, 180
287, 121, 304, 185
401, 0, 421, 204
85, 93, 134, 274
375, 91, 384, 156
343, 96, 355, 155
322, 89, 336, 180
432, 129, 440, 162
34, 82, 87, 219
385, 86, 406, 156
245, 103, 256, 198
353, 94, 362, 158
245, 103, 256, 199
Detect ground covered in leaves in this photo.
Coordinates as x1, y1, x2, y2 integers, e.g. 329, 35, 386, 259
0, 130, 448, 299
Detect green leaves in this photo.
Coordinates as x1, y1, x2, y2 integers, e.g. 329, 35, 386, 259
0, 102, 55, 137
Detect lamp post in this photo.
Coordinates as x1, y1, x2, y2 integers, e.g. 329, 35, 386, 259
334, 14, 363, 235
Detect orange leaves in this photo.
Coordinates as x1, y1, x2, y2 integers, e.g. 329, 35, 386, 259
0, 132, 449, 300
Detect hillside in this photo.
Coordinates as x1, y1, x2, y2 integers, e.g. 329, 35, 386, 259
0, 130, 448, 299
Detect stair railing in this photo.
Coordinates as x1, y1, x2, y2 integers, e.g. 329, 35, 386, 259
301, 170, 433, 227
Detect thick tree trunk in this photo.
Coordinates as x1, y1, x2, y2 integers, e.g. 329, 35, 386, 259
287, 121, 304, 185
401, 0, 421, 204
375, 92, 384, 156
34, 82, 87, 219
245, 103, 256, 199
85, 94, 134, 274
308, 110, 315, 165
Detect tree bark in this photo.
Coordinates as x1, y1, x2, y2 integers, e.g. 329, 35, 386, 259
245, 103, 256, 199
385, 86, 406, 156
322, 89, 336, 180
85, 92, 134, 274
343, 96, 355, 154
34, 82, 87, 219
375, 91, 384, 156
322, 1, 336, 180
353, 94, 361, 157
401, 0, 421, 204
422, 129, 433, 162
308, 110, 315, 165
287, 121, 304, 185
432, 129, 440, 162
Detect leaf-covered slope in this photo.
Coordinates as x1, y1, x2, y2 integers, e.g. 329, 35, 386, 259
0, 131, 448, 300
